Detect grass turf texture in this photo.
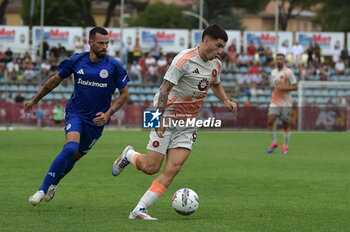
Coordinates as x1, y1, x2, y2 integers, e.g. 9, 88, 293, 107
0, 130, 349, 232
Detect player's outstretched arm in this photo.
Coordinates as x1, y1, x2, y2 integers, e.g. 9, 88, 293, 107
24, 73, 63, 113
211, 82, 237, 113
155, 79, 174, 138
93, 86, 129, 126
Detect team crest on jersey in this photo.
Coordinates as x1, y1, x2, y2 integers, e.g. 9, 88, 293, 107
153, 141, 159, 147
66, 123, 71, 130
212, 69, 217, 77
198, 78, 209, 91
99, 69, 109, 78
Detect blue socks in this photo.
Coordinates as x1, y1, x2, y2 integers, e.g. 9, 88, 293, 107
39, 142, 79, 193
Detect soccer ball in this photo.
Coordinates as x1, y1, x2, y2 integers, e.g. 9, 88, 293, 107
171, 188, 199, 215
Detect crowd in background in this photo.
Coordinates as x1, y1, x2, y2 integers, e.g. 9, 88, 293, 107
0, 37, 350, 105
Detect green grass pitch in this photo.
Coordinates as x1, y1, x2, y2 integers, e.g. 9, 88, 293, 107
0, 129, 349, 232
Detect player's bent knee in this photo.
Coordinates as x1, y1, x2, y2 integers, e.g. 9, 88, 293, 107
61, 142, 79, 159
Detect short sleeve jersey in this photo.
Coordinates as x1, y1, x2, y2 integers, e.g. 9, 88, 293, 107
153, 47, 221, 118
58, 52, 130, 125
270, 67, 297, 107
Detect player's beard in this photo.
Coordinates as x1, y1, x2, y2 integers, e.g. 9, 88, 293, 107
93, 47, 107, 59
277, 62, 283, 69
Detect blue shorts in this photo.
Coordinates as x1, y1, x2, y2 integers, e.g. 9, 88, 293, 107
65, 117, 104, 155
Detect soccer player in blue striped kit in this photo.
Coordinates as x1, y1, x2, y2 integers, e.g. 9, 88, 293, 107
25, 27, 130, 206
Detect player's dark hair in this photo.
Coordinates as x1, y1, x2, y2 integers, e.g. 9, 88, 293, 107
89, 27, 108, 40
276, 53, 285, 58
202, 24, 228, 42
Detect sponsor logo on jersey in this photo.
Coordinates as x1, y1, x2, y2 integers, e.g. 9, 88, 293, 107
198, 78, 209, 91
77, 69, 84, 75
191, 68, 199, 74
66, 123, 71, 130
99, 69, 109, 78
77, 78, 107, 88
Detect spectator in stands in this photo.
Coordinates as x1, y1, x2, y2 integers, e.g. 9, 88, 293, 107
24, 64, 36, 84
22, 51, 32, 64
265, 46, 273, 67
326, 98, 333, 107
237, 52, 250, 67
108, 40, 118, 57
249, 61, 260, 76
335, 57, 347, 76
278, 42, 288, 57
41, 59, 51, 77
151, 39, 161, 61
53, 100, 65, 127
307, 43, 314, 67
145, 52, 156, 67
74, 36, 84, 53
6, 93, 15, 103
299, 64, 309, 81
257, 43, 265, 66
332, 44, 341, 67
227, 40, 237, 70
310, 56, 322, 75
247, 41, 256, 62
337, 96, 347, 107
4, 47, 13, 61
14, 92, 25, 103
237, 71, 250, 93
341, 46, 348, 67
48, 60, 59, 78
129, 60, 142, 82
6, 58, 20, 83
58, 43, 66, 56
291, 42, 304, 65
147, 62, 160, 85
314, 43, 321, 60
133, 38, 142, 62
83, 39, 90, 52
157, 54, 168, 77
0, 55, 5, 78
42, 37, 50, 60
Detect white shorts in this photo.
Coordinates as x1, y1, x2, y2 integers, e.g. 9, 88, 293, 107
268, 105, 292, 123
146, 127, 198, 155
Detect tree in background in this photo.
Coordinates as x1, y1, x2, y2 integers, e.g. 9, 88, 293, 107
21, 0, 95, 26
0, 0, 9, 25
103, 0, 147, 27
316, 0, 350, 31
126, 2, 189, 28
187, 0, 269, 29
277, 0, 321, 31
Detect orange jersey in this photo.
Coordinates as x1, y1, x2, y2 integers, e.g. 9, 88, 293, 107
270, 67, 297, 107
153, 47, 222, 118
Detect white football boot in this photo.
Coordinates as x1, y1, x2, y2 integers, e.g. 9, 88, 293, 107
112, 145, 134, 176
28, 190, 45, 206
44, 185, 57, 202
128, 208, 158, 220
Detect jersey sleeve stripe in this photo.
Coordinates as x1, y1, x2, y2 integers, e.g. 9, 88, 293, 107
175, 50, 196, 69
176, 50, 196, 68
